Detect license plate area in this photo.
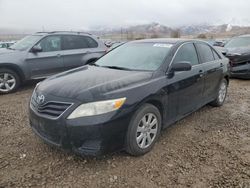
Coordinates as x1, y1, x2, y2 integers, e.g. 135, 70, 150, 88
30, 114, 64, 145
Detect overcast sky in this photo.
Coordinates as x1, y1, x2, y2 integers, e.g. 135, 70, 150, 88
0, 0, 250, 31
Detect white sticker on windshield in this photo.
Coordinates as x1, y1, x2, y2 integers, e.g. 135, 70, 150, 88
153, 43, 173, 48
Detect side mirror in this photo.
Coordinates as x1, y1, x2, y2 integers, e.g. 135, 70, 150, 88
220, 43, 225, 47
221, 49, 228, 56
171, 61, 192, 72
31, 45, 42, 53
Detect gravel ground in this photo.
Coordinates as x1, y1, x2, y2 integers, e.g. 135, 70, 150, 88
0, 79, 250, 188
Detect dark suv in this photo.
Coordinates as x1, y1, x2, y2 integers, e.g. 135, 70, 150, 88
0, 31, 107, 94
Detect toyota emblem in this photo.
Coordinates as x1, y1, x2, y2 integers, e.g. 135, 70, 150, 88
37, 94, 45, 105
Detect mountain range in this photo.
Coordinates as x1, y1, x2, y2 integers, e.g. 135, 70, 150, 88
90, 22, 250, 38
1, 22, 250, 39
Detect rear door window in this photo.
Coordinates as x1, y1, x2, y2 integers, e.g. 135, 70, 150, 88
196, 43, 215, 63
63, 35, 97, 50
212, 49, 221, 60
173, 43, 199, 66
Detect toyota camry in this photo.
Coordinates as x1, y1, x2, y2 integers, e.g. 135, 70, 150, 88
29, 39, 229, 156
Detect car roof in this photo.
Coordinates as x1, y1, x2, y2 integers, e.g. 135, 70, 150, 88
130, 38, 206, 45
33, 31, 93, 36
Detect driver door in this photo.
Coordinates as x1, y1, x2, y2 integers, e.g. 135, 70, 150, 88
26, 35, 64, 79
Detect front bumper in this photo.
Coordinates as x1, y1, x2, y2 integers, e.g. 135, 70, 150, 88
230, 63, 250, 79
29, 108, 132, 156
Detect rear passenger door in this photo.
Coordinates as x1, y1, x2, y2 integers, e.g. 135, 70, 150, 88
168, 43, 205, 117
62, 35, 98, 70
195, 43, 223, 102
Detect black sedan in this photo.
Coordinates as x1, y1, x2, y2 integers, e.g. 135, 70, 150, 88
29, 39, 229, 156
222, 35, 250, 78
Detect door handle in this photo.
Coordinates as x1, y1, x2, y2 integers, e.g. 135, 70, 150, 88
199, 70, 204, 78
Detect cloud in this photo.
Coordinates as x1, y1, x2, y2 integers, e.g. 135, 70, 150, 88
0, 0, 250, 31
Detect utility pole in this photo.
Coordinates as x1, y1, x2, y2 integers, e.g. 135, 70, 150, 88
120, 27, 123, 40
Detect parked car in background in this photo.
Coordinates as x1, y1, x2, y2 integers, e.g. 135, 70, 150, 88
220, 35, 250, 78
212, 39, 229, 47
213, 40, 225, 47
0, 41, 15, 49
0, 31, 107, 94
102, 39, 114, 48
107, 41, 126, 52
29, 39, 229, 156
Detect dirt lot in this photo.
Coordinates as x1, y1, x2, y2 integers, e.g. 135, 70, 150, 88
0, 79, 249, 188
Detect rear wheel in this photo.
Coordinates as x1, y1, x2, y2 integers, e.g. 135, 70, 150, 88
0, 68, 20, 94
210, 78, 228, 107
126, 104, 162, 156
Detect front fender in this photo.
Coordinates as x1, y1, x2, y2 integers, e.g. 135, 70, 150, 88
0, 63, 27, 81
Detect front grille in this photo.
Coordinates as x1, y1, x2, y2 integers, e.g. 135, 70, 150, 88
232, 69, 249, 74
230, 61, 249, 67
32, 123, 62, 146
31, 96, 73, 119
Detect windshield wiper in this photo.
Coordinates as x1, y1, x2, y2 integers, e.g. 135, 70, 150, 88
102, 65, 132, 71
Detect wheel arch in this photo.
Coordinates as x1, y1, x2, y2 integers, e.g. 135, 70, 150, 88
0, 63, 25, 82
224, 75, 229, 85
136, 98, 166, 126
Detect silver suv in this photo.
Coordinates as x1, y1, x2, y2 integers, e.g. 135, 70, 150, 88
0, 31, 107, 94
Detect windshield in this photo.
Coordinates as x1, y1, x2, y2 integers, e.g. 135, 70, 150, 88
95, 42, 172, 71
225, 37, 250, 48
10, 35, 42, 51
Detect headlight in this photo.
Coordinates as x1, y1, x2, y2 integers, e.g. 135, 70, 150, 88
67, 98, 126, 119
31, 82, 40, 99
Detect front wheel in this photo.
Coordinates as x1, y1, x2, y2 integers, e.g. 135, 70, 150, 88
126, 104, 162, 156
0, 68, 20, 94
210, 78, 228, 107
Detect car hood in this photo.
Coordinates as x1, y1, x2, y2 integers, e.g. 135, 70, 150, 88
0, 48, 18, 55
37, 65, 153, 102
0, 48, 25, 62
226, 46, 250, 56
224, 46, 250, 63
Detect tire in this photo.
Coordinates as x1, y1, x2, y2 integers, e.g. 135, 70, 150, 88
0, 68, 20, 94
210, 78, 228, 107
126, 103, 162, 156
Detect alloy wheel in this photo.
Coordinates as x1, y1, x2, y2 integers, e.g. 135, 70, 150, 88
218, 81, 227, 103
0, 73, 16, 92
136, 113, 158, 149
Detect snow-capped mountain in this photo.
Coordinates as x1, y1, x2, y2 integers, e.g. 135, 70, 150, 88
89, 22, 250, 37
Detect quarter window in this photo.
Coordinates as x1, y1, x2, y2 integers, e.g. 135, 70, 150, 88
85, 37, 98, 48
212, 49, 221, 60
173, 43, 199, 66
196, 43, 215, 63
37, 36, 61, 52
